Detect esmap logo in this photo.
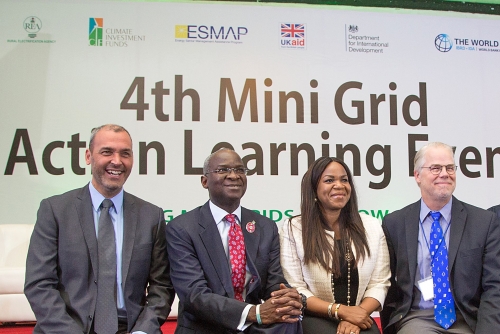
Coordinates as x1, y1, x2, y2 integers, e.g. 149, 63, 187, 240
89, 18, 103, 46
434, 34, 453, 52
24, 16, 42, 38
174, 25, 248, 44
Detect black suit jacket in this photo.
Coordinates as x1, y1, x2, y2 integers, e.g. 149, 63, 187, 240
165, 201, 288, 334
381, 197, 500, 334
25, 185, 174, 334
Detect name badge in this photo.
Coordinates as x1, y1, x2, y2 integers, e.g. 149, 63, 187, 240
417, 276, 434, 301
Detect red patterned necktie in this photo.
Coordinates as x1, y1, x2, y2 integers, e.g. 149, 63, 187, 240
225, 214, 246, 301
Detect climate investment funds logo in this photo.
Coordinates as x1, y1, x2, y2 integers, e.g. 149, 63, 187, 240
89, 18, 103, 46
435, 34, 453, 52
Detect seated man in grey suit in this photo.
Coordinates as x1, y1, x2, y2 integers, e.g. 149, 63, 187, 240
166, 148, 303, 334
25, 124, 174, 334
381, 142, 500, 334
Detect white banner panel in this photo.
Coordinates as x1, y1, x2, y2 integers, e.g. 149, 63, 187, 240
1, 1, 500, 225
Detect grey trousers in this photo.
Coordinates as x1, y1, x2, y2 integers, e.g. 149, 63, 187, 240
396, 309, 473, 334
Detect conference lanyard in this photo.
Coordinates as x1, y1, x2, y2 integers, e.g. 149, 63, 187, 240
420, 216, 451, 264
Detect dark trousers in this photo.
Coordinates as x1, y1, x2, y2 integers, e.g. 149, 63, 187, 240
90, 317, 128, 334
302, 315, 380, 334
246, 321, 303, 334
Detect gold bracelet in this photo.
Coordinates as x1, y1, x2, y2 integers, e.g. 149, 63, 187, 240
327, 303, 334, 318
334, 303, 341, 320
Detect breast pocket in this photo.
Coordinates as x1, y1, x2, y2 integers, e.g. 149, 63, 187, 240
455, 247, 482, 281
130, 242, 153, 263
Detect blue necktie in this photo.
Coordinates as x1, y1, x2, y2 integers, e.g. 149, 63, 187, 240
429, 211, 456, 329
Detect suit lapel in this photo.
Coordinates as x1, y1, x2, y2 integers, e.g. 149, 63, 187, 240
241, 208, 261, 296
76, 185, 99, 280
198, 202, 234, 298
448, 197, 466, 272
121, 192, 137, 284
405, 201, 421, 284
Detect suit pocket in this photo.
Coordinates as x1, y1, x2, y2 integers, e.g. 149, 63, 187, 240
455, 247, 482, 283
458, 247, 482, 258
130, 242, 153, 264
176, 325, 195, 334
134, 242, 153, 251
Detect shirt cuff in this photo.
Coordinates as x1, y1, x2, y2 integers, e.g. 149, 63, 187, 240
237, 304, 254, 331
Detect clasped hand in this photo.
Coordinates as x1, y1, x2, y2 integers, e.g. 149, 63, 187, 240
251, 283, 302, 324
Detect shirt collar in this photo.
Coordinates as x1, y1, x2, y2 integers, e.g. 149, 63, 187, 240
88, 182, 124, 213
419, 197, 452, 223
209, 200, 242, 225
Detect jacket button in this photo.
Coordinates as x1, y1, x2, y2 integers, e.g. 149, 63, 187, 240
89, 315, 93, 320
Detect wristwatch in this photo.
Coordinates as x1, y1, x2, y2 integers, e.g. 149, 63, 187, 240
299, 293, 307, 311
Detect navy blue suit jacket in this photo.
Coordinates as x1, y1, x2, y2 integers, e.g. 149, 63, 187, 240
166, 201, 288, 334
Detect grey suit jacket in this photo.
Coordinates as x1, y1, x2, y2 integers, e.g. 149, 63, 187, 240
25, 185, 174, 334
381, 197, 500, 334
487, 204, 500, 218
165, 201, 288, 334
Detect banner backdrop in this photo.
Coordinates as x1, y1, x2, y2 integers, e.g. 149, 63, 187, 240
1, 0, 500, 226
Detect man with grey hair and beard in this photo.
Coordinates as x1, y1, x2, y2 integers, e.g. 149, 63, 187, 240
380, 142, 500, 334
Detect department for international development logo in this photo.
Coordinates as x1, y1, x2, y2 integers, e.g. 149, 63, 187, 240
345, 24, 389, 54
24, 16, 42, 38
280, 23, 306, 49
435, 34, 453, 52
89, 18, 103, 46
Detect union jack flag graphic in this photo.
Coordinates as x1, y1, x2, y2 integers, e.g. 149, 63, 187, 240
281, 23, 305, 38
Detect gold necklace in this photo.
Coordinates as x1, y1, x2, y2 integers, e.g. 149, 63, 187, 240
331, 239, 351, 306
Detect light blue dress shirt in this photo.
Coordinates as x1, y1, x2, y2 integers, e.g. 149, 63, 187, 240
209, 201, 253, 331
89, 183, 146, 334
414, 198, 452, 310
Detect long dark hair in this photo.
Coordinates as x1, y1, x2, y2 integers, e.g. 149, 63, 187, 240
296, 157, 370, 276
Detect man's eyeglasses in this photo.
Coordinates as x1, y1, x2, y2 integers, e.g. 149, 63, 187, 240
205, 167, 249, 175
421, 164, 457, 175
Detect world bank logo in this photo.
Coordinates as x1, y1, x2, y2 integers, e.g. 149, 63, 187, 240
435, 34, 453, 52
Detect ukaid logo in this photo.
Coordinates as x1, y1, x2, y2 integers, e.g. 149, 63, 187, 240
280, 23, 306, 50
435, 33, 500, 53
89, 18, 103, 46
174, 25, 248, 44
